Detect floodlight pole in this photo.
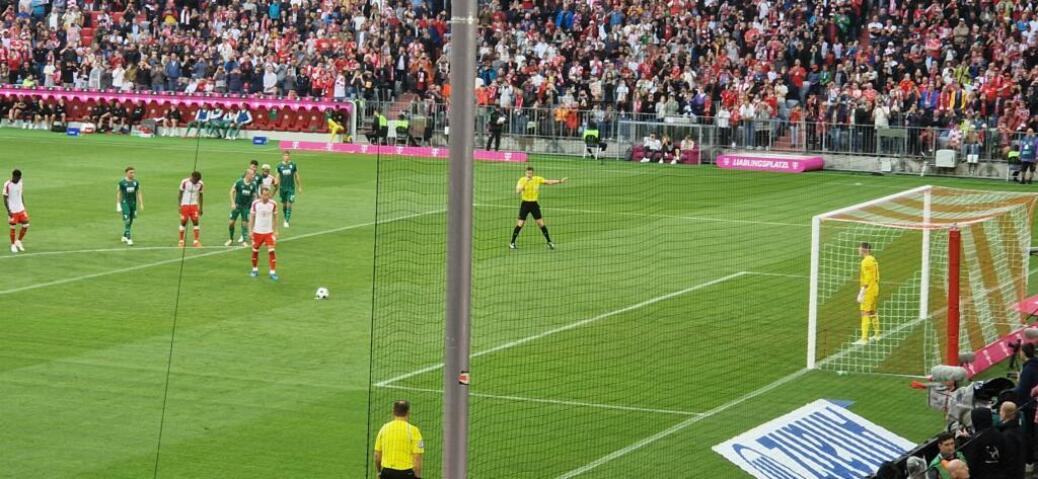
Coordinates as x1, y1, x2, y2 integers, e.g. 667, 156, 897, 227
444, 0, 477, 476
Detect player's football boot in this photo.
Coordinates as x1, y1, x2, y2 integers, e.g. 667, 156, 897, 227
547, 242, 555, 250
14, 240, 24, 252
509, 243, 517, 249
269, 272, 279, 281
250, 269, 259, 278
9, 244, 17, 253
126, 239, 134, 246
177, 240, 185, 247
192, 241, 201, 248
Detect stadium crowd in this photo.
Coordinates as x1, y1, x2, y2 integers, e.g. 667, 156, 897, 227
2, 0, 1038, 155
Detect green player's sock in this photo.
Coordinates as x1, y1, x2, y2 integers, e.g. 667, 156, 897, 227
229, 225, 236, 241
240, 227, 249, 242
124, 218, 132, 239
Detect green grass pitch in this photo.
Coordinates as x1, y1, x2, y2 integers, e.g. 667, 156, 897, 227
2, 128, 1035, 478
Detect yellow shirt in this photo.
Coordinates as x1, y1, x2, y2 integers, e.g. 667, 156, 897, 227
374, 419, 424, 470
860, 254, 879, 291
517, 175, 545, 202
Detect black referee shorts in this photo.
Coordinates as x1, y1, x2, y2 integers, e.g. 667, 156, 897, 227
518, 201, 542, 221
380, 468, 416, 479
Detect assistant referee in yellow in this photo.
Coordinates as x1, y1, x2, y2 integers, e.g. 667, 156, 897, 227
510, 166, 568, 250
374, 400, 424, 479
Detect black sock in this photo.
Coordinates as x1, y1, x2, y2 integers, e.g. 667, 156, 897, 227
540, 226, 552, 243
511, 226, 522, 244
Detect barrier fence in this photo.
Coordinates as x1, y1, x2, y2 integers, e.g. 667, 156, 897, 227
0, 87, 1023, 173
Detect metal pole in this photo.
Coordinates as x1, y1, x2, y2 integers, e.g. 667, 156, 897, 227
947, 227, 961, 366
444, 0, 476, 475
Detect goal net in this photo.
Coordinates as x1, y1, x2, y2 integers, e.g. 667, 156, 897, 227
809, 185, 1038, 375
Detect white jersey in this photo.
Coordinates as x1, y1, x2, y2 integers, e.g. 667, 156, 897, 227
179, 178, 204, 206
259, 174, 276, 191
3, 180, 25, 214
251, 199, 277, 234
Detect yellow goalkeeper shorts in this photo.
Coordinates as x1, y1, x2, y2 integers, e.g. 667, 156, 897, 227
860, 291, 879, 312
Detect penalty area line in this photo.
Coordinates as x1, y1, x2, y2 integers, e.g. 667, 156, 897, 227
555, 293, 932, 478
380, 384, 703, 417
0, 245, 227, 260
0, 209, 443, 296
376, 271, 774, 388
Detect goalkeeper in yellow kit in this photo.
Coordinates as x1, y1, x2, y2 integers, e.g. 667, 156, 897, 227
855, 242, 880, 345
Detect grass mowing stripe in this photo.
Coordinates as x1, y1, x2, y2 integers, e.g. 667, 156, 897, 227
476, 203, 808, 228
556, 295, 946, 478
380, 384, 703, 416
374, 272, 749, 387
0, 209, 442, 296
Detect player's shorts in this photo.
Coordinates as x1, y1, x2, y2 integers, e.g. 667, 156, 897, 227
229, 206, 250, 221
121, 202, 137, 221
8, 210, 28, 225
180, 205, 200, 223
860, 290, 879, 313
518, 201, 542, 220
328, 119, 343, 132
279, 188, 296, 203
252, 232, 276, 249
1023, 161, 1036, 173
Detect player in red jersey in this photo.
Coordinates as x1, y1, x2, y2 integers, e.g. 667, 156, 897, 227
178, 171, 205, 247
249, 187, 279, 280
4, 169, 28, 254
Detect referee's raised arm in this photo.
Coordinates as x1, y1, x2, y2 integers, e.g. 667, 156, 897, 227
373, 400, 424, 479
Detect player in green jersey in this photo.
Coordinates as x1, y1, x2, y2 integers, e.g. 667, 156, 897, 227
276, 151, 302, 228
117, 166, 143, 246
227, 168, 257, 246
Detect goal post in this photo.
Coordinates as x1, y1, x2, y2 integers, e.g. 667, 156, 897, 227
808, 186, 1038, 375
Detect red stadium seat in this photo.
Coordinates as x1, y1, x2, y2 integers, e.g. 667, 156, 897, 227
629, 145, 645, 162
304, 109, 324, 133
251, 106, 270, 130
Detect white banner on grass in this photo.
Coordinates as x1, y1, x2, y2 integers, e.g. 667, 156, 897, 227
712, 399, 915, 479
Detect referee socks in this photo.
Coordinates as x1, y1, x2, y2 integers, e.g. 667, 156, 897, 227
540, 226, 552, 243
511, 226, 522, 244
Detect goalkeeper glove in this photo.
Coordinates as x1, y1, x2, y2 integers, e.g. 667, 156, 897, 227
116, 203, 122, 213
857, 288, 865, 304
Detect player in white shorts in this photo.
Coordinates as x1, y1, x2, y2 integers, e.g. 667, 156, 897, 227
4, 169, 29, 254
178, 171, 205, 247
249, 187, 279, 280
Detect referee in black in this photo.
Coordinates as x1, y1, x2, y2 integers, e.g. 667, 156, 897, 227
510, 166, 568, 249
374, 400, 424, 479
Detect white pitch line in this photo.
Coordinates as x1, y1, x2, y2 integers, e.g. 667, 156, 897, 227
0, 245, 227, 260
476, 203, 807, 228
555, 297, 934, 478
0, 209, 443, 296
375, 272, 749, 387
380, 384, 702, 417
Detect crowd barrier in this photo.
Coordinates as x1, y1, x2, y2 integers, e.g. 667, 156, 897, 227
281, 141, 528, 163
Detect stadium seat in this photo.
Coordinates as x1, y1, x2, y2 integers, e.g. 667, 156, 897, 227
304, 109, 325, 133
680, 149, 700, 165
629, 145, 645, 162
251, 107, 270, 130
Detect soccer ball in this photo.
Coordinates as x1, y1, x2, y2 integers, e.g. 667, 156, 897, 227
315, 287, 330, 300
